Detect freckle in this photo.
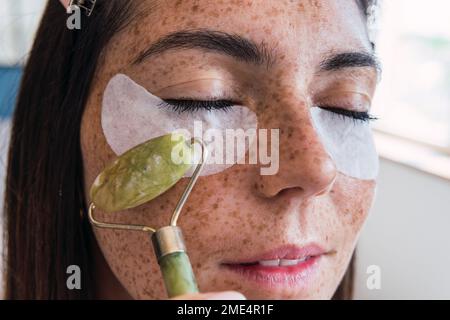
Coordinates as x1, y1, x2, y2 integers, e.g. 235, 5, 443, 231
186, 20, 199, 28
191, 5, 199, 12
288, 126, 294, 138
213, 203, 218, 209
259, 183, 264, 189
281, 113, 291, 122
224, 280, 234, 286
159, 205, 165, 210
213, 12, 220, 18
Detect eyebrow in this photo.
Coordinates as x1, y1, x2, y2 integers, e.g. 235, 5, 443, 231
133, 28, 380, 74
319, 51, 381, 73
133, 29, 275, 67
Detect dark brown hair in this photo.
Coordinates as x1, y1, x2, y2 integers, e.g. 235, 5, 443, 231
3, 0, 137, 299
3, 0, 372, 299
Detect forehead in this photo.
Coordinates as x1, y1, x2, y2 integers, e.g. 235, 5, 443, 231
112, 0, 370, 67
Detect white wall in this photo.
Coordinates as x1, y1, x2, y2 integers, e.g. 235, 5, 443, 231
354, 158, 450, 299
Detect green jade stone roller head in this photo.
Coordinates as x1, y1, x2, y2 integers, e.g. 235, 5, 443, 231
88, 133, 207, 298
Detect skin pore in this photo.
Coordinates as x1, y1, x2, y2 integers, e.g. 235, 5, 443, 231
80, 0, 378, 299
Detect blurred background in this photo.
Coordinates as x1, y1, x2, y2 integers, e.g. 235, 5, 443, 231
0, 0, 449, 299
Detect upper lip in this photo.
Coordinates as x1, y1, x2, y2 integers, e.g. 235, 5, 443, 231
222, 244, 328, 265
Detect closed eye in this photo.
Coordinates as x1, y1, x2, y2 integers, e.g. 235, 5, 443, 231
158, 99, 377, 123
158, 99, 235, 113
318, 106, 378, 123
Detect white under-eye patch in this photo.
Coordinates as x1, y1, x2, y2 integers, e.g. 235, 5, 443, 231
101, 74, 258, 176
310, 107, 379, 180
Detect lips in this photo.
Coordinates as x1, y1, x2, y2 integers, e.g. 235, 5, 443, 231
220, 244, 327, 287
258, 257, 310, 267
222, 244, 326, 265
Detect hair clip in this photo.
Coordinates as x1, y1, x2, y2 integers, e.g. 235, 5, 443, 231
68, 0, 96, 17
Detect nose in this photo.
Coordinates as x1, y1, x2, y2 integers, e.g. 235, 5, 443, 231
254, 90, 337, 199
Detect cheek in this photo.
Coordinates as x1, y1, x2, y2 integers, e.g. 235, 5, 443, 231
93, 227, 166, 299
81, 77, 117, 195
170, 168, 255, 256
332, 175, 376, 242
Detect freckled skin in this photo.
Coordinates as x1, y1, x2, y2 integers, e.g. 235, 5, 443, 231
81, 0, 377, 299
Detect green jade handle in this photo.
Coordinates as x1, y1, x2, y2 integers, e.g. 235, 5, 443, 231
151, 226, 199, 298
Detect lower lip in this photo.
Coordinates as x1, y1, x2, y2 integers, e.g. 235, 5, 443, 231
221, 255, 321, 288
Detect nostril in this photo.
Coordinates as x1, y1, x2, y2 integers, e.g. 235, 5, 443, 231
273, 186, 305, 198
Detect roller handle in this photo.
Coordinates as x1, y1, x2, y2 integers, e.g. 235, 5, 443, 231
159, 251, 199, 298
151, 226, 199, 298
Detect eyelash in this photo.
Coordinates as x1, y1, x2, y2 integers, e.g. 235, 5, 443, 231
319, 106, 378, 123
158, 99, 234, 113
159, 99, 377, 122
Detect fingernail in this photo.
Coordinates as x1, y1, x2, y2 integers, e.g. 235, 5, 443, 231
206, 291, 247, 300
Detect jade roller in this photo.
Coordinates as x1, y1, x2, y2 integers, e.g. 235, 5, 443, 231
88, 133, 208, 298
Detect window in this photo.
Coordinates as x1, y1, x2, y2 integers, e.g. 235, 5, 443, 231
372, 0, 450, 178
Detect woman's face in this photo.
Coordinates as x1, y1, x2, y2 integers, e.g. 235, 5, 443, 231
81, 0, 378, 299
